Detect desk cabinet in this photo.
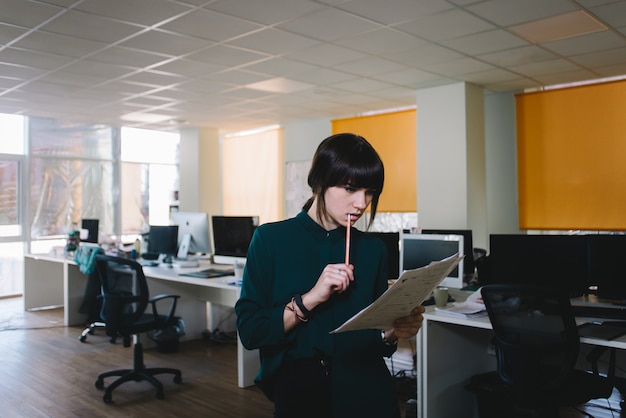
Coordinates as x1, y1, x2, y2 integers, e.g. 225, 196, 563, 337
417, 309, 626, 418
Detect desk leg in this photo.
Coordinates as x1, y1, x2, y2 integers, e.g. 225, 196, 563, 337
419, 320, 495, 418
238, 337, 260, 388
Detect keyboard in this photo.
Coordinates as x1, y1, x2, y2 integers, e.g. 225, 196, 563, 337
572, 303, 626, 320
180, 268, 234, 279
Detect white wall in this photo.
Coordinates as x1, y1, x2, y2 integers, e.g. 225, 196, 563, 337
484, 91, 520, 244
416, 82, 488, 248
282, 118, 331, 217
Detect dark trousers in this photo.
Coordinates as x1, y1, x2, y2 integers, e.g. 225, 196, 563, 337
273, 357, 333, 418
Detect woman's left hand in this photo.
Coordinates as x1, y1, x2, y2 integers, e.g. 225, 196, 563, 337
387, 305, 426, 340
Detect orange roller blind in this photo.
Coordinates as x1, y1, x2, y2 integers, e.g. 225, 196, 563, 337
517, 80, 626, 230
332, 110, 417, 212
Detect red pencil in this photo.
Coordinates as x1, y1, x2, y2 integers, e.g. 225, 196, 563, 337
345, 214, 351, 265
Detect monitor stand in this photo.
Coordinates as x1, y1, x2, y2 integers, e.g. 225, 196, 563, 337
173, 233, 199, 267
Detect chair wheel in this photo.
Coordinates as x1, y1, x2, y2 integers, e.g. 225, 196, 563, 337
103, 393, 112, 403
95, 379, 104, 390
156, 390, 164, 400
79, 335, 87, 342
174, 375, 182, 384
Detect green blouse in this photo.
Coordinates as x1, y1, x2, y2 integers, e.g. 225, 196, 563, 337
236, 211, 400, 418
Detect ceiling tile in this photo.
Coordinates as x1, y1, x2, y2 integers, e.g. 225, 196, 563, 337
467, 0, 577, 27
441, 29, 529, 55
241, 58, 318, 77
332, 56, 408, 77
386, 43, 465, 67
150, 58, 225, 78
541, 31, 626, 57
75, 0, 193, 26
119, 29, 212, 56
284, 43, 368, 66
336, 0, 452, 25
89, 46, 172, 68
0, 23, 29, 45
205, 0, 324, 25
393, 8, 495, 42
159, 9, 262, 42
290, 67, 357, 85
568, 46, 626, 68
0, 47, 75, 70
39, 10, 144, 43
228, 28, 321, 55
186, 44, 269, 67
277, 8, 381, 41
0, 0, 63, 27
509, 58, 582, 77
335, 28, 426, 56
13, 30, 108, 58
477, 45, 557, 67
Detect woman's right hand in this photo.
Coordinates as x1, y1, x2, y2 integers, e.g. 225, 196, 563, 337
303, 263, 354, 309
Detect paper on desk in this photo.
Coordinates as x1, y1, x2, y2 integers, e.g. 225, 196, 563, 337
331, 253, 462, 333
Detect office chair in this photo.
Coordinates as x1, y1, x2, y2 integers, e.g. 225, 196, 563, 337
466, 284, 613, 418
93, 254, 182, 403
75, 244, 109, 343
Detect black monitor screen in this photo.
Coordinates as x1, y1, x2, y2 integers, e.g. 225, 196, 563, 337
488, 234, 589, 296
364, 232, 400, 280
402, 236, 461, 278
422, 229, 474, 276
147, 225, 179, 257
212, 216, 259, 259
81, 219, 99, 243
587, 234, 626, 301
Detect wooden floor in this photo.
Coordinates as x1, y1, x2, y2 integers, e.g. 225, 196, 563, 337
0, 297, 274, 417
1, 296, 623, 418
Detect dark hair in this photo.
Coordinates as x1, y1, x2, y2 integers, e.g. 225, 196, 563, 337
303, 133, 384, 229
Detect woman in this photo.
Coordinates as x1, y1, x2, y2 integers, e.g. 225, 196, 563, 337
235, 133, 425, 418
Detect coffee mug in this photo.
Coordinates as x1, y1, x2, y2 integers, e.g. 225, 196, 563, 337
434, 287, 449, 308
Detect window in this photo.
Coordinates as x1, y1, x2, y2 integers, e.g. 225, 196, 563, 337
0, 114, 25, 296
121, 127, 179, 233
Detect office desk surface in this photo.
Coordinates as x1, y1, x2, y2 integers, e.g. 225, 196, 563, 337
23, 254, 258, 388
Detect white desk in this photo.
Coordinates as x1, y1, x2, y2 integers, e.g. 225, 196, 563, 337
23, 254, 259, 388
417, 306, 626, 418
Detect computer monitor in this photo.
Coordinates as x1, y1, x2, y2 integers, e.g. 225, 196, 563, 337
400, 232, 464, 289
81, 219, 99, 243
422, 229, 474, 278
488, 234, 589, 297
211, 216, 259, 265
587, 234, 626, 302
147, 225, 179, 264
171, 211, 211, 258
364, 231, 400, 280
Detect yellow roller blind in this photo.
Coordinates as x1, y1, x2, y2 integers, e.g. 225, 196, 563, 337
332, 110, 417, 212
517, 80, 626, 230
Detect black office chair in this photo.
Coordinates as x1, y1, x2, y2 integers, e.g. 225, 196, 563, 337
466, 284, 613, 418
93, 254, 182, 403
75, 244, 109, 343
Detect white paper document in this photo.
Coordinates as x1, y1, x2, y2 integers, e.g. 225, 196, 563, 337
331, 253, 462, 333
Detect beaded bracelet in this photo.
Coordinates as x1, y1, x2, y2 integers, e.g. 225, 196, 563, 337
286, 299, 308, 322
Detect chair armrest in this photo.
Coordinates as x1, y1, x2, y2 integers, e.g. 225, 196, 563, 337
149, 294, 180, 323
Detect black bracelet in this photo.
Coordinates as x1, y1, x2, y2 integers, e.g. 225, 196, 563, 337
294, 294, 312, 318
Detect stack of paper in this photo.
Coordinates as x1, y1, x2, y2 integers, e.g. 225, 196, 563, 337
435, 287, 487, 318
